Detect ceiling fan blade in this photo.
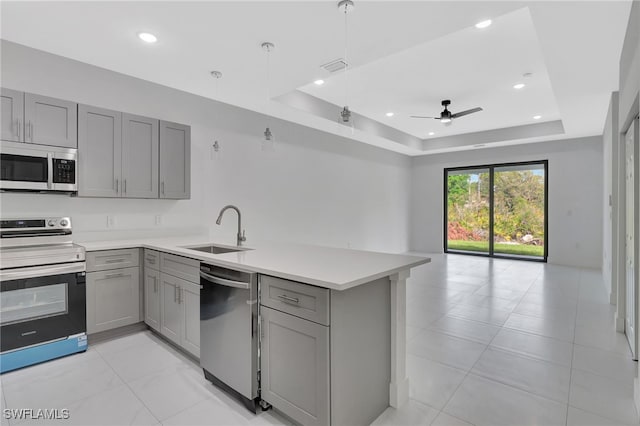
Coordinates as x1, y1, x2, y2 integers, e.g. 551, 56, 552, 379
451, 107, 483, 119
409, 115, 438, 119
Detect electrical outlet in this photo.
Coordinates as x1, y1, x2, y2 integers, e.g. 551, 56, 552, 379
155, 215, 162, 226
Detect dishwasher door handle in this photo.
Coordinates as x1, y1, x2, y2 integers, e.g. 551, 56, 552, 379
200, 271, 249, 289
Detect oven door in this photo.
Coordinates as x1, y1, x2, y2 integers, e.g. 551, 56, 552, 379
0, 262, 86, 352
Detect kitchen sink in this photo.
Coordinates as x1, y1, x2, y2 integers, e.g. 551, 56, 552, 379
181, 244, 249, 254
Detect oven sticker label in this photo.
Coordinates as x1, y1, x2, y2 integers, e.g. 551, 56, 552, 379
78, 335, 87, 348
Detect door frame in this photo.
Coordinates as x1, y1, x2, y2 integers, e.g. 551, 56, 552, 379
443, 159, 549, 262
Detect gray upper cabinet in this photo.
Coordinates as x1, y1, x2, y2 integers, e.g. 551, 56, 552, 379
122, 113, 159, 198
1, 88, 24, 142
78, 104, 122, 197
24, 92, 77, 148
159, 120, 190, 200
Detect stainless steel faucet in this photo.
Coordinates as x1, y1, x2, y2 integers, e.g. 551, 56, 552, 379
216, 205, 246, 246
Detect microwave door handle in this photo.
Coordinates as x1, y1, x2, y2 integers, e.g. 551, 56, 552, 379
47, 153, 53, 190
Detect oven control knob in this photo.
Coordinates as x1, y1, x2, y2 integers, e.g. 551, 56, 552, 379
48, 220, 57, 227
60, 219, 69, 227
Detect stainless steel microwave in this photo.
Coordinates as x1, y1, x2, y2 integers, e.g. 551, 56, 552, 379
0, 141, 77, 193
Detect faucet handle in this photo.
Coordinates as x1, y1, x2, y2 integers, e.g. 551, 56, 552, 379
240, 230, 246, 242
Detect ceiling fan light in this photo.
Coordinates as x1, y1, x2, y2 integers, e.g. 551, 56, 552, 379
441, 117, 452, 123
475, 19, 492, 29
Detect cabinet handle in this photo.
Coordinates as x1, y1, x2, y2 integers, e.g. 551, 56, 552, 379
153, 276, 158, 293
174, 285, 178, 303
30, 121, 34, 141
16, 119, 21, 140
105, 258, 125, 264
115, 179, 119, 193
26, 120, 32, 140
104, 272, 124, 279
261, 317, 264, 339
124, 179, 127, 194
277, 294, 300, 304
161, 181, 165, 195
178, 288, 182, 304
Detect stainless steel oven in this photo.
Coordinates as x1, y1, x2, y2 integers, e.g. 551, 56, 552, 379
0, 141, 77, 193
0, 217, 86, 373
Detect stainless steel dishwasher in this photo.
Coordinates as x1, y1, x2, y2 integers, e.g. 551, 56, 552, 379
199, 263, 259, 412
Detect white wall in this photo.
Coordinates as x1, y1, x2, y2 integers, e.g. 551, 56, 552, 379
603, 93, 619, 299
0, 41, 411, 253
410, 137, 604, 268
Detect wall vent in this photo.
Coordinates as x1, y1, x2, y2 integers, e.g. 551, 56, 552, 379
321, 58, 348, 73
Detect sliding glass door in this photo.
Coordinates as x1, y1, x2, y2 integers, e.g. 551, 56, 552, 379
445, 161, 548, 261
445, 168, 490, 254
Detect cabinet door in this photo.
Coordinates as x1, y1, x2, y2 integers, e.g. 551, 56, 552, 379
122, 113, 159, 198
159, 120, 190, 199
160, 273, 182, 345
181, 281, 200, 358
24, 93, 77, 148
1, 88, 24, 142
144, 267, 161, 331
261, 307, 330, 426
86, 267, 140, 334
78, 105, 122, 197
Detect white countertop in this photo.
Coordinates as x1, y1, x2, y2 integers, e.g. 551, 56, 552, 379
79, 237, 430, 290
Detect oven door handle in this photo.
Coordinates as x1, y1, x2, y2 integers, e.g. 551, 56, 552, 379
0, 262, 85, 281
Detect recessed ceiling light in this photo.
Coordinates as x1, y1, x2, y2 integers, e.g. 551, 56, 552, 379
138, 32, 157, 43
385, 112, 394, 117
513, 83, 526, 90
533, 115, 542, 120
475, 19, 492, 29
428, 132, 435, 136
314, 79, 325, 86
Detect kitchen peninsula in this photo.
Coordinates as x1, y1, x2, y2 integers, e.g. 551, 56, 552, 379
80, 236, 430, 425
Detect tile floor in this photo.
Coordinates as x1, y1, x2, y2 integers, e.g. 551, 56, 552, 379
1, 254, 637, 426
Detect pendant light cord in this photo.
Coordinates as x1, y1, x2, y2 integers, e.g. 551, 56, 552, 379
344, 4, 349, 108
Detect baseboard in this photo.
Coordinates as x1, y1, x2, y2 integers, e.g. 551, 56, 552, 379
616, 312, 626, 332
634, 377, 640, 417
87, 322, 147, 345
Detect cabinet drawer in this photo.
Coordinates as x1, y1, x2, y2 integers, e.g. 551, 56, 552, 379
144, 249, 160, 270
160, 252, 199, 283
260, 275, 329, 325
86, 248, 140, 272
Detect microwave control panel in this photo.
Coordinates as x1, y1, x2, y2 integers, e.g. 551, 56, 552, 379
52, 159, 76, 184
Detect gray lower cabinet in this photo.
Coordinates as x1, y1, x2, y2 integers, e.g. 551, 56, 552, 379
1, 88, 23, 142
86, 266, 140, 334
261, 306, 330, 426
260, 275, 391, 426
160, 273, 182, 345
159, 272, 200, 358
122, 113, 159, 198
159, 120, 190, 200
144, 267, 161, 331
78, 104, 122, 197
24, 92, 77, 148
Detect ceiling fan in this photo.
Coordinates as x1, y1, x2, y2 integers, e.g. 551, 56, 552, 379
410, 100, 483, 124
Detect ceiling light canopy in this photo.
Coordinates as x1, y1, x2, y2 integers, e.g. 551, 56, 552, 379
428, 132, 435, 136
533, 115, 542, 120
137, 32, 157, 43
475, 19, 492, 29
385, 112, 394, 117
513, 83, 526, 89
314, 79, 325, 86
